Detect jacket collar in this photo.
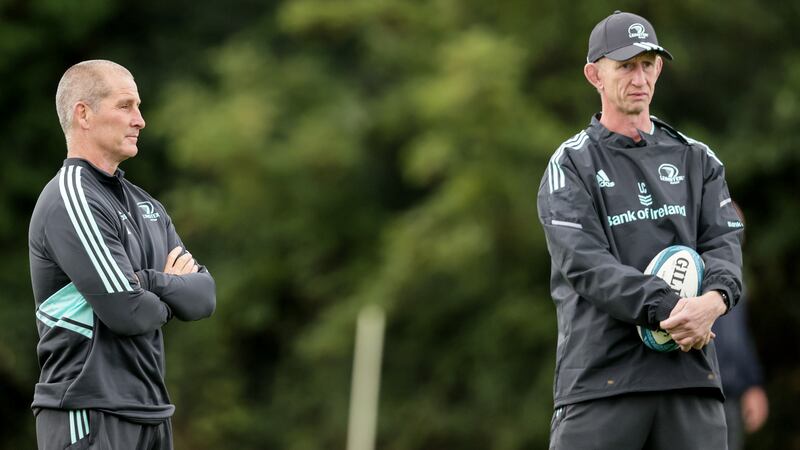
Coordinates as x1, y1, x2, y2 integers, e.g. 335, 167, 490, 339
587, 113, 688, 148
63, 158, 126, 184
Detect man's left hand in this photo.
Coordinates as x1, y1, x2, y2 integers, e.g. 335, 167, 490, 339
660, 291, 727, 352
164, 246, 199, 275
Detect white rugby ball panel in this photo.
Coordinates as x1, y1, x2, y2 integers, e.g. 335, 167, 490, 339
645, 245, 704, 297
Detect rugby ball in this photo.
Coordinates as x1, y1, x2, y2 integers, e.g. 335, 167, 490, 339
637, 245, 705, 352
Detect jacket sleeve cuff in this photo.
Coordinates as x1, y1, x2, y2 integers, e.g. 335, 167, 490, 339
135, 270, 172, 320
652, 290, 681, 325
703, 273, 740, 310
135, 269, 164, 296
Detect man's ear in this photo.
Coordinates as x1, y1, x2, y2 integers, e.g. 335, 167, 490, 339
584, 62, 603, 91
74, 102, 92, 130
655, 55, 663, 77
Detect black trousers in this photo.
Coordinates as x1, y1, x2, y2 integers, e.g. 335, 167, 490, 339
722, 397, 744, 450
549, 391, 728, 450
36, 408, 173, 450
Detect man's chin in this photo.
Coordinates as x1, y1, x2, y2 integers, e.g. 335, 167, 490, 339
124, 146, 139, 158
624, 105, 645, 115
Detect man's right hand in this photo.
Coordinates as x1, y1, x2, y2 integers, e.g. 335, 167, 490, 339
164, 246, 199, 275
660, 292, 726, 352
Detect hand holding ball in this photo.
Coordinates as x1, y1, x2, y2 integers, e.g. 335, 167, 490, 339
637, 245, 705, 352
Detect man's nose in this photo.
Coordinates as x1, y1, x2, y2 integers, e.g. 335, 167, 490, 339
630, 65, 646, 85
132, 107, 146, 129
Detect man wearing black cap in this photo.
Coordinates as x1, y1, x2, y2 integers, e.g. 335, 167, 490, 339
538, 11, 743, 449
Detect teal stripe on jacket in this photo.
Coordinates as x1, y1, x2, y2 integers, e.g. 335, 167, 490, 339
36, 283, 94, 339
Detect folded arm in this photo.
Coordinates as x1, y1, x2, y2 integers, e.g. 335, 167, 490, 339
136, 212, 216, 322
45, 171, 170, 335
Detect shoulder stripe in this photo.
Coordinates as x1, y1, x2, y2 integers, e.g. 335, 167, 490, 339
59, 167, 115, 293
58, 167, 132, 293
69, 167, 125, 292
551, 219, 583, 229
548, 131, 588, 193
66, 166, 124, 291
74, 167, 132, 291
678, 132, 723, 165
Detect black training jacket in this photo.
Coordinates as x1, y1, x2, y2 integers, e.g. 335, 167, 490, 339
29, 158, 216, 423
537, 114, 743, 408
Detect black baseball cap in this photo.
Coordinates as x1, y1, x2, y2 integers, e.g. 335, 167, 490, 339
587, 11, 673, 63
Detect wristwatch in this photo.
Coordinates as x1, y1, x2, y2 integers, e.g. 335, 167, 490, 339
715, 289, 730, 312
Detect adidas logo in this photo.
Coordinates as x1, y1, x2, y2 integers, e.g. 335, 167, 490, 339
596, 170, 615, 188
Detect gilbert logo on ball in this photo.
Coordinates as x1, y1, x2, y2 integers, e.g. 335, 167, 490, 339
637, 245, 705, 352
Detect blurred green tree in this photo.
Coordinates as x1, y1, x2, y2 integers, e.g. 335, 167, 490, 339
2, 0, 799, 449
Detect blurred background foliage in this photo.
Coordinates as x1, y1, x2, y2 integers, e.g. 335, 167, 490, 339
1, 0, 798, 448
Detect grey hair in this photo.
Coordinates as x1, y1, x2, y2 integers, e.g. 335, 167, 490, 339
55, 60, 133, 136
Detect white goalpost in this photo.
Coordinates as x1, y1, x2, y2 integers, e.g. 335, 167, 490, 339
346, 304, 386, 450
